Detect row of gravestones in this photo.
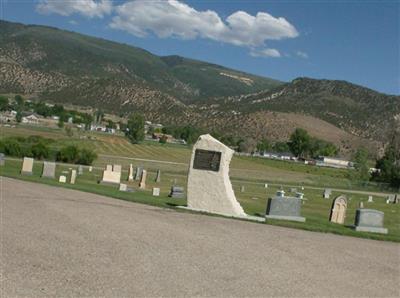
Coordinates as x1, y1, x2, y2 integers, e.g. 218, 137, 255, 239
20, 157, 90, 184
323, 188, 398, 205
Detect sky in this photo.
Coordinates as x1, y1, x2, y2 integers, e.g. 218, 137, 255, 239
1, 0, 399, 95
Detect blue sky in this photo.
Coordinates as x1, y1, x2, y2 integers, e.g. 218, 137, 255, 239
2, 0, 399, 95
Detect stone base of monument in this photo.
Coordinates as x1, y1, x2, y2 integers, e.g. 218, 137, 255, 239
265, 214, 306, 222
177, 206, 265, 222
99, 180, 120, 186
354, 226, 388, 234
21, 171, 33, 175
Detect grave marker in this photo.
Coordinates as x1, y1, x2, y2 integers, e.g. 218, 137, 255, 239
169, 186, 184, 199
0, 153, 5, 166
101, 164, 121, 185
139, 169, 147, 189
119, 183, 127, 192
265, 191, 306, 222
323, 188, 332, 199
185, 134, 248, 218
21, 157, 34, 175
59, 175, 66, 183
354, 209, 388, 234
155, 169, 161, 183
41, 161, 56, 179
329, 195, 347, 224
70, 169, 77, 184
78, 165, 83, 175
152, 187, 160, 197
128, 164, 134, 181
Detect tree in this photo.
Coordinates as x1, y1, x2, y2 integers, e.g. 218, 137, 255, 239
16, 111, 23, 123
65, 126, 73, 137
288, 128, 311, 157
353, 148, 370, 181
57, 145, 79, 163
273, 142, 290, 153
0, 96, 9, 111
126, 113, 145, 144
58, 118, 64, 128
309, 138, 338, 158
31, 142, 49, 159
374, 132, 400, 188
256, 139, 271, 153
77, 148, 97, 165
14, 95, 24, 108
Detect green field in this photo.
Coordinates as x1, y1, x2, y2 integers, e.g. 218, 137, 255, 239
1, 125, 399, 242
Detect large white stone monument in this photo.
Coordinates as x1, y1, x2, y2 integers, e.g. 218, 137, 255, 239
21, 157, 34, 175
183, 134, 263, 221
101, 164, 121, 185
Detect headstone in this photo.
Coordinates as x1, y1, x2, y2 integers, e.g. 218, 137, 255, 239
89, 166, 93, 172
323, 188, 332, 199
152, 187, 160, 196
59, 175, 66, 183
265, 195, 306, 222
387, 194, 395, 204
329, 195, 347, 224
290, 187, 297, 193
128, 164, 134, 181
354, 209, 388, 234
155, 169, 161, 183
119, 183, 127, 192
276, 190, 285, 197
41, 161, 56, 179
359, 201, 364, 208
295, 192, 304, 199
186, 134, 246, 217
139, 169, 147, 189
264, 183, 268, 188
240, 185, 245, 193
0, 153, 5, 166
395, 194, 400, 204
113, 164, 122, 174
134, 167, 143, 181
78, 165, 83, 175
70, 169, 77, 184
169, 186, 185, 199
368, 195, 373, 203
100, 164, 121, 185
21, 157, 34, 175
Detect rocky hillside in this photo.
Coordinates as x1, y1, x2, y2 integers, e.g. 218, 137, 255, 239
1, 20, 399, 156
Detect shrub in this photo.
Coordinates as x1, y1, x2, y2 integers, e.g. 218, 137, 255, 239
77, 148, 97, 165
31, 142, 50, 160
2, 138, 23, 157
57, 145, 79, 163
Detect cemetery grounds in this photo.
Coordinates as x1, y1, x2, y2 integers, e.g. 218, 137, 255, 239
1, 125, 399, 242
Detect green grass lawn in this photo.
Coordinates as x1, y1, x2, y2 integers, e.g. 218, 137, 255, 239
1, 158, 399, 242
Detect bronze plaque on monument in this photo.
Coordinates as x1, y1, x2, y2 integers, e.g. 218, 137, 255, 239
193, 149, 221, 172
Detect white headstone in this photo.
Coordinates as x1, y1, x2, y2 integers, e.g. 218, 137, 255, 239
368, 195, 373, 203
264, 183, 268, 188
186, 134, 246, 217
106, 164, 113, 171
359, 201, 364, 208
70, 170, 77, 184
21, 157, 34, 175
89, 166, 93, 172
139, 170, 147, 189
119, 183, 127, 192
101, 165, 121, 185
128, 164, 134, 181
113, 164, 122, 173
59, 175, 66, 183
152, 187, 160, 196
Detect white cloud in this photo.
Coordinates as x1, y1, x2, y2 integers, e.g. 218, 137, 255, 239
36, 0, 113, 18
69, 20, 79, 25
296, 51, 308, 59
110, 0, 298, 48
250, 48, 281, 58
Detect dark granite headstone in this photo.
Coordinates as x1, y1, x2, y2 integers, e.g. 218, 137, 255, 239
354, 209, 388, 234
134, 167, 143, 181
169, 186, 185, 199
265, 196, 305, 222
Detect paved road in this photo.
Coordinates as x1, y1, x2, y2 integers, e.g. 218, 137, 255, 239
2, 177, 399, 297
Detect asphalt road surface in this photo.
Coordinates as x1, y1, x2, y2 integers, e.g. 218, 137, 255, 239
2, 177, 399, 297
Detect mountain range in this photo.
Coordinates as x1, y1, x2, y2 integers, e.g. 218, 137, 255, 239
1, 20, 399, 156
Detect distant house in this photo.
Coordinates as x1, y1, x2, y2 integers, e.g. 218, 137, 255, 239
90, 124, 107, 132
22, 113, 40, 124
316, 156, 352, 168
0, 110, 16, 123
152, 132, 174, 143
262, 151, 297, 161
